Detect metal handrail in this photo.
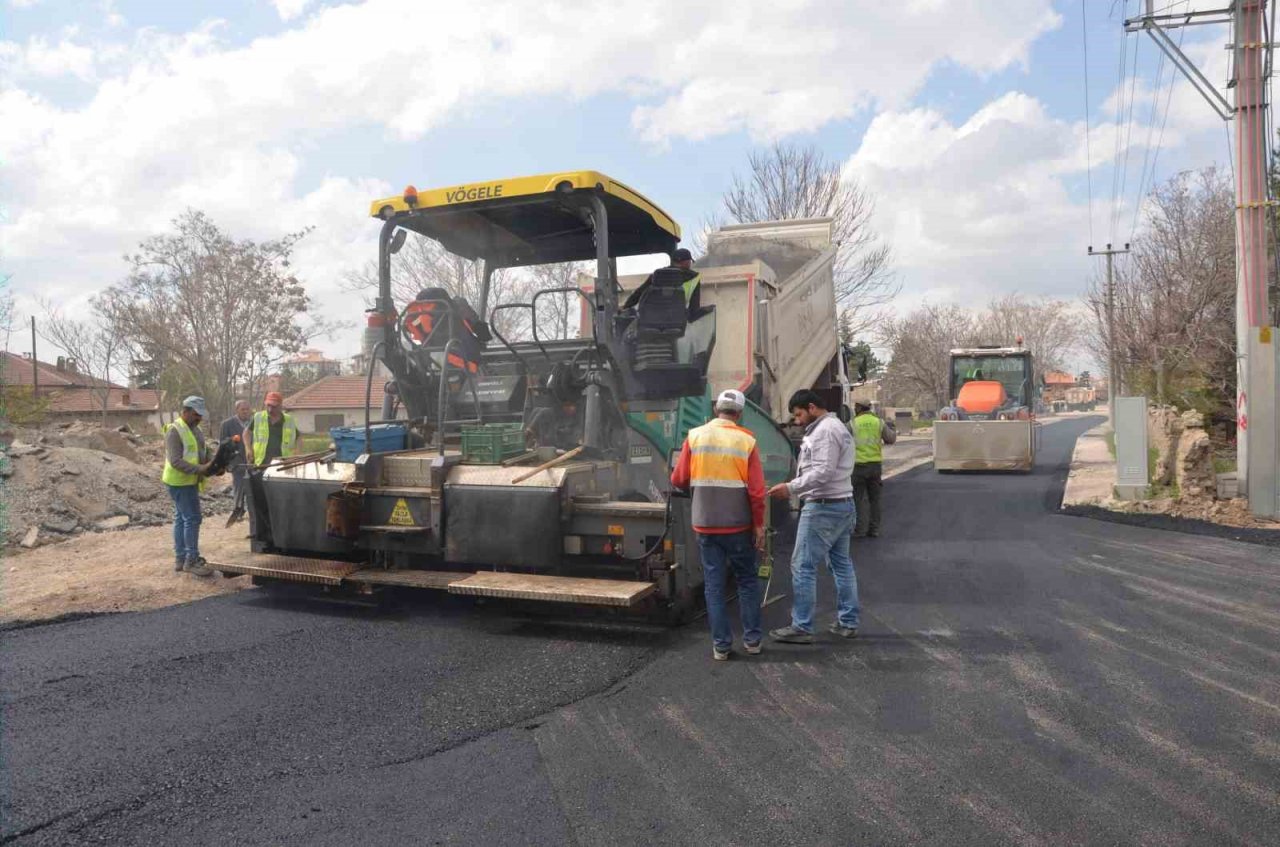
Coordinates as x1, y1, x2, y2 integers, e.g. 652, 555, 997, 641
532, 286, 596, 348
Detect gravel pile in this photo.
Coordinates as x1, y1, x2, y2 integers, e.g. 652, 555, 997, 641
1, 424, 233, 549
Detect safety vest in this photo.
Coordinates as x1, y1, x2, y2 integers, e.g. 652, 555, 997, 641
853, 413, 883, 465
687, 417, 756, 530
252, 411, 298, 465
682, 273, 701, 305
161, 417, 201, 487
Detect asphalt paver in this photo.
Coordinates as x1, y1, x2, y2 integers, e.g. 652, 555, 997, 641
4, 416, 1279, 845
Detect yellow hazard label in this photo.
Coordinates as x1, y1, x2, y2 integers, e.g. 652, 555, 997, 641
388, 498, 416, 527
1261, 326, 1273, 344
607, 524, 624, 536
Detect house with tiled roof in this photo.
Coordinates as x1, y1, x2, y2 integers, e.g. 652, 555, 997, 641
282, 374, 406, 434
1, 351, 165, 430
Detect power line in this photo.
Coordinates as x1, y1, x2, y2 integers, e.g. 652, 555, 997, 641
1129, 1, 1190, 243
1108, 22, 1132, 244
1082, 0, 1096, 246
1114, 26, 1143, 242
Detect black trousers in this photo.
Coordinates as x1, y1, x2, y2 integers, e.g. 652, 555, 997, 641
852, 462, 883, 537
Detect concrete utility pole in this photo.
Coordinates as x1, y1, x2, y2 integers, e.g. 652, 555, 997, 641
1088, 243, 1130, 429
30, 316, 37, 397
1126, 1, 1279, 517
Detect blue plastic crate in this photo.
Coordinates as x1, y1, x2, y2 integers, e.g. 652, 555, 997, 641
330, 423, 406, 462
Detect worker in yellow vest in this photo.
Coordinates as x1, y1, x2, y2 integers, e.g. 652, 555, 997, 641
850, 401, 897, 538
621, 248, 702, 316
162, 396, 213, 576
243, 391, 298, 466
670, 389, 767, 661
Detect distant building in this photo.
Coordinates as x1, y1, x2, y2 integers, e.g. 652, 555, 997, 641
1, 351, 164, 430
282, 349, 342, 382
283, 374, 406, 434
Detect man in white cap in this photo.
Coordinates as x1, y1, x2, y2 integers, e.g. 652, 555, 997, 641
670, 389, 767, 660
162, 396, 214, 576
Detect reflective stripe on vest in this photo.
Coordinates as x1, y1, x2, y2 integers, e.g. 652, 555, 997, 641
853, 413, 883, 464
682, 272, 701, 305
252, 411, 298, 465
687, 418, 755, 529
161, 418, 200, 487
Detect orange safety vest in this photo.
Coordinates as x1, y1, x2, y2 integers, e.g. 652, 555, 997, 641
404, 300, 480, 373
687, 418, 756, 530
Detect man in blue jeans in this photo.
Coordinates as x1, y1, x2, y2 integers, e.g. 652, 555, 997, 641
670, 389, 768, 660
767, 389, 860, 643
163, 396, 214, 577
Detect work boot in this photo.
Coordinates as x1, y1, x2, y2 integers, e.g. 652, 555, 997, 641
744, 641, 763, 655
174, 558, 185, 572
713, 646, 731, 661
184, 557, 213, 578
769, 625, 814, 644
827, 623, 859, 639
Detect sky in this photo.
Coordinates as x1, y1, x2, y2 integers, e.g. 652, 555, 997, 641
0, 0, 1245, 371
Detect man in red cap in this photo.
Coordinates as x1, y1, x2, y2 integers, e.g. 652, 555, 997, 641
244, 390, 298, 466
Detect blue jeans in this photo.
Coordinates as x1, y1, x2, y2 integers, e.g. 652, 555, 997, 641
697, 531, 762, 651
167, 483, 202, 563
789, 500, 859, 632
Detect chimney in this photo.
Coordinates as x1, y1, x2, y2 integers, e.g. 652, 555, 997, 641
121, 390, 131, 407
56, 356, 66, 372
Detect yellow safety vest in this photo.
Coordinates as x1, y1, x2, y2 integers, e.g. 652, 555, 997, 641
252, 411, 298, 465
161, 418, 201, 487
682, 272, 701, 305
853, 413, 883, 465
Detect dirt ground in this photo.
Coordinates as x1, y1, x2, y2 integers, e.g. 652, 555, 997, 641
1, 521, 253, 626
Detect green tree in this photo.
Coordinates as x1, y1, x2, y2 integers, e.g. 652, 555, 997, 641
846, 340, 883, 382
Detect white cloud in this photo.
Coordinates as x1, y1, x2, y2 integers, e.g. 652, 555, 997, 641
844, 91, 1167, 313
0, 0, 1062, 356
271, 0, 314, 22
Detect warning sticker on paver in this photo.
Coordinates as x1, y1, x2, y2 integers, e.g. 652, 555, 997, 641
388, 498, 416, 526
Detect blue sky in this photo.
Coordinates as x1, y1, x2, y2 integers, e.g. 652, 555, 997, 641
0, 1, 1239, 365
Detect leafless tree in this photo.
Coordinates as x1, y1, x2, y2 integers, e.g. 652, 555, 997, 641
97, 210, 333, 423
0, 275, 14, 354
37, 299, 126, 423
528, 262, 591, 341
878, 304, 979, 411
720, 142, 896, 335
1085, 167, 1234, 413
984, 294, 1081, 374
342, 233, 535, 341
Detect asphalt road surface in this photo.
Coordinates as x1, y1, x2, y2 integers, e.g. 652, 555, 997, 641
4, 416, 1279, 845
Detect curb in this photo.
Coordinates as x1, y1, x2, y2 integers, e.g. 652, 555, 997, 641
1060, 422, 1112, 510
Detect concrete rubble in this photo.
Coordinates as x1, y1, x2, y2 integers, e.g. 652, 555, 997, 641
1, 422, 232, 549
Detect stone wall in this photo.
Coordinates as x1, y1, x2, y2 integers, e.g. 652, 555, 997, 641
1147, 405, 1181, 487
1174, 410, 1216, 498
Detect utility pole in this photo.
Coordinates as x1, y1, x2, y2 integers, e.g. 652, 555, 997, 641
1088, 243, 1129, 429
30, 316, 37, 398
1126, 1, 1278, 517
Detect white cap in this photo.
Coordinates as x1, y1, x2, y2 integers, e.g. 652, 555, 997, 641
714, 389, 746, 412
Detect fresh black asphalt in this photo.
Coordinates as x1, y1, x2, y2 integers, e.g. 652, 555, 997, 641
3, 416, 1279, 845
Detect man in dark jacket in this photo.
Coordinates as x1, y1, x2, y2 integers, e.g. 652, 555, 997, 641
218, 399, 252, 501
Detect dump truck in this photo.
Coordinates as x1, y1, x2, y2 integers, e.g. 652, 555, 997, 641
602, 217, 848, 421
1064, 385, 1097, 412
210, 171, 808, 620
933, 345, 1038, 472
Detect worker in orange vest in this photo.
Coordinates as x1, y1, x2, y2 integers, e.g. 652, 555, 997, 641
670, 389, 767, 661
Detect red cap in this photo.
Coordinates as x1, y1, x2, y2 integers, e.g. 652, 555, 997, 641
265, 391, 284, 405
